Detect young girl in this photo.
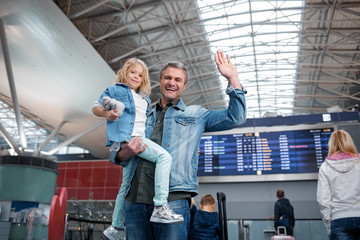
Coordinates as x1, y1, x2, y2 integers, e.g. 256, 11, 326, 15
93, 58, 183, 239
317, 129, 360, 240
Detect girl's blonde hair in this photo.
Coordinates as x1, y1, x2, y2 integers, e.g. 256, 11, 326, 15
327, 129, 358, 157
116, 58, 151, 96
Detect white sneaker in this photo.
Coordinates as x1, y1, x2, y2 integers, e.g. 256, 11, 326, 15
150, 203, 184, 224
103, 225, 126, 240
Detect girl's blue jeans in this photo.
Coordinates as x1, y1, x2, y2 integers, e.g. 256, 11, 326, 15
112, 136, 172, 228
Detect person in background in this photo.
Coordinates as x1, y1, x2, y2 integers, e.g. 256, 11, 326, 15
112, 50, 247, 239
191, 194, 220, 240
317, 129, 360, 240
274, 189, 295, 236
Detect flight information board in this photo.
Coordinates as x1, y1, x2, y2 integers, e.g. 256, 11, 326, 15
197, 128, 333, 176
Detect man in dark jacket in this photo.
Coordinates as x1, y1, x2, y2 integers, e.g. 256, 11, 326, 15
274, 189, 295, 236
191, 194, 220, 240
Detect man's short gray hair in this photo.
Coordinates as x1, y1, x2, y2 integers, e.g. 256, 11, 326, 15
160, 61, 188, 84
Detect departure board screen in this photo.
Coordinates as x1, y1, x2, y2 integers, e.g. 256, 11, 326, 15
197, 128, 333, 176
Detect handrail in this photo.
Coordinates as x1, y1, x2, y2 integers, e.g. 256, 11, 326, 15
238, 220, 242, 240
243, 223, 250, 240
67, 216, 111, 224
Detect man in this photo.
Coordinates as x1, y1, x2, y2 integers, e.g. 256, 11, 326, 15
274, 189, 295, 236
112, 51, 246, 239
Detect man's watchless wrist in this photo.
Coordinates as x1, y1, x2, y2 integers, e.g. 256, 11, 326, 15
115, 149, 126, 163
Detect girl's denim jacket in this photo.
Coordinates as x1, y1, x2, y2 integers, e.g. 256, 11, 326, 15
97, 83, 151, 146
111, 84, 246, 195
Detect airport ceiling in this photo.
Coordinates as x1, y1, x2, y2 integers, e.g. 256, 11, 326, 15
0, 0, 359, 158
54, 0, 360, 116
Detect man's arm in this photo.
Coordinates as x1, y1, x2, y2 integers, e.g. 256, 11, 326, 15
274, 202, 280, 228
200, 50, 246, 132
111, 136, 147, 163
290, 205, 295, 227
214, 50, 242, 90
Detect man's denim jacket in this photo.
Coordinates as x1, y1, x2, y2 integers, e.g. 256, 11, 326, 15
110, 85, 246, 195
97, 83, 151, 146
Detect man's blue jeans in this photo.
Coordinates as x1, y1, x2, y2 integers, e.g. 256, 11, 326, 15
330, 217, 360, 240
124, 199, 190, 240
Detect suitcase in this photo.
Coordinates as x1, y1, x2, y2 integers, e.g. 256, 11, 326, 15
271, 226, 295, 240
271, 236, 295, 240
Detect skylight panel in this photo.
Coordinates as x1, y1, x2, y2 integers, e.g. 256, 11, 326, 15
198, 0, 302, 118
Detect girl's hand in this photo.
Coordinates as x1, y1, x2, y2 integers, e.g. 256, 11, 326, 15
107, 110, 119, 121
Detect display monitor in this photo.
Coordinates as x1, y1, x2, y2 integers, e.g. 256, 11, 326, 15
197, 127, 333, 181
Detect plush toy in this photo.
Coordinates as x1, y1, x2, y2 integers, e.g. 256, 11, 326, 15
101, 96, 125, 116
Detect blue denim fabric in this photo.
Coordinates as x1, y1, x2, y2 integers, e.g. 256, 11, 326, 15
330, 217, 360, 240
125, 199, 191, 240
97, 83, 151, 146
111, 137, 172, 228
146, 85, 246, 194
110, 85, 246, 234
111, 85, 247, 195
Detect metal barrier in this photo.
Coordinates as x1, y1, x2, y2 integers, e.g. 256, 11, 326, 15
228, 219, 328, 240
66, 216, 111, 240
